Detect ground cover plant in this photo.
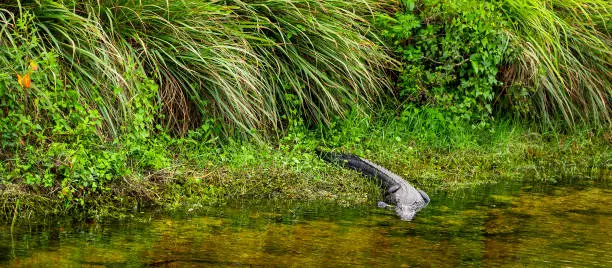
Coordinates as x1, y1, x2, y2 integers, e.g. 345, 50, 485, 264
2, 110, 609, 220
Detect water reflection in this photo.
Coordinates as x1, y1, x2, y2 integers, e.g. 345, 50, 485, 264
1, 179, 610, 267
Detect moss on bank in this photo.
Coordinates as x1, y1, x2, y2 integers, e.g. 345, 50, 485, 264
2, 115, 610, 223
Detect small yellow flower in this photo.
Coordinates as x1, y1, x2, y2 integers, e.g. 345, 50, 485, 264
29, 60, 39, 71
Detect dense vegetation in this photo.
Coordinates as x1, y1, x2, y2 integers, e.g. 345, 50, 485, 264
1, 0, 610, 220
377, 0, 611, 126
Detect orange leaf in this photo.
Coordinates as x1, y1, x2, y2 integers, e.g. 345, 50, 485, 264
22, 73, 31, 88
16, 73, 23, 87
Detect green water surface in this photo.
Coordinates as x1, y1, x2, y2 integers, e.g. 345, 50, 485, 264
1, 179, 610, 267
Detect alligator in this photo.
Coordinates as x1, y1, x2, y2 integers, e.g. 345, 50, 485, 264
316, 149, 430, 221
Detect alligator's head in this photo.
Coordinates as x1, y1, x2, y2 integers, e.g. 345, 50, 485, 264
387, 185, 430, 221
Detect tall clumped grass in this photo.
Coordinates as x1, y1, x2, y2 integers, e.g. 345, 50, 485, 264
500, 0, 611, 128
0, 0, 394, 137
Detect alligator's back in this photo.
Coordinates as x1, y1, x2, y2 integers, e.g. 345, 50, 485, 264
316, 149, 390, 183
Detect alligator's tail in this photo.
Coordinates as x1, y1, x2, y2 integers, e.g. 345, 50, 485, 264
315, 148, 388, 183
315, 148, 358, 166
315, 148, 352, 164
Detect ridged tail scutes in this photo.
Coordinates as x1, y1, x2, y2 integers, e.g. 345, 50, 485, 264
315, 148, 389, 183
315, 148, 375, 177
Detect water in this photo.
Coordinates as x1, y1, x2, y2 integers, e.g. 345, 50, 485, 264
1, 179, 610, 267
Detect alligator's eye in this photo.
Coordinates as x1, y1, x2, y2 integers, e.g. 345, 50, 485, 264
387, 184, 401, 194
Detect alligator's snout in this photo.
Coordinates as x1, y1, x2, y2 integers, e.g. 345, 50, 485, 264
396, 206, 417, 221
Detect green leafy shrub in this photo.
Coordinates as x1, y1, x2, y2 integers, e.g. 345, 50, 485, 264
377, 0, 611, 128
376, 0, 508, 126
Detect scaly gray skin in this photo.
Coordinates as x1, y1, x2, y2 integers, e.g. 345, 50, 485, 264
317, 149, 430, 221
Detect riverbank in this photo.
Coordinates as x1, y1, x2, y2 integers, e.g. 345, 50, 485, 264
2, 113, 609, 222
2, 0, 610, 223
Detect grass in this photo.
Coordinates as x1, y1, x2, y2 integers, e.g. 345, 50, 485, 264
500, 0, 612, 127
